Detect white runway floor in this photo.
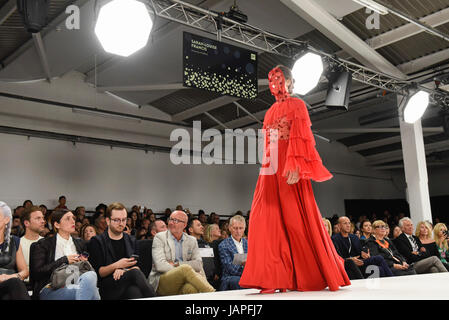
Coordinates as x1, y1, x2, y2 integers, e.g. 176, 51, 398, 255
146, 272, 449, 300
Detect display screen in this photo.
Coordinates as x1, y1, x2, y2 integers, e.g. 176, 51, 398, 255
183, 32, 258, 100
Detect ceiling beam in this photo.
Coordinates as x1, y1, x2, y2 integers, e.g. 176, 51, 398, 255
317, 127, 444, 134
366, 139, 449, 166
337, 7, 449, 60
171, 84, 269, 122
172, 95, 242, 122
0, 0, 16, 26
371, 162, 446, 170
97, 79, 269, 93
32, 33, 52, 83
280, 0, 406, 79
397, 48, 449, 75
348, 132, 440, 152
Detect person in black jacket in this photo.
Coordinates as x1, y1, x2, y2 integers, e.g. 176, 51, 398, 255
331, 217, 392, 279
393, 217, 447, 274
87, 202, 155, 300
366, 220, 416, 276
29, 209, 100, 300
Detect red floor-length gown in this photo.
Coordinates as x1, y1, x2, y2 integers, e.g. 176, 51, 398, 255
239, 67, 350, 291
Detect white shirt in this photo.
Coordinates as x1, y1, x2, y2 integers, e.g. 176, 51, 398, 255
20, 236, 43, 282
231, 236, 244, 254
55, 233, 77, 261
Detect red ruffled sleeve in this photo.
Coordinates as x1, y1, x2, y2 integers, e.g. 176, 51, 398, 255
282, 98, 333, 182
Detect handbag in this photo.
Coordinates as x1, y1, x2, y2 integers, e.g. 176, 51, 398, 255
50, 260, 94, 289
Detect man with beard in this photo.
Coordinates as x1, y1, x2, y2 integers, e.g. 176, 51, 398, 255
88, 202, 155, 299
20, 206, 45, 287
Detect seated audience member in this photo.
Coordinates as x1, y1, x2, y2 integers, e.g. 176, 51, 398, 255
333, 223, 340, 235
23, 200, 33, 210
0, 202, 30, 300
188, 218, 206, 246
94, 214, 107, 235
392, 225, 402, 239
149, 219, 167, 239
88, 202, 155, 300
30, 209, 99, 300
208, 213, 220, 225
141, 218, 150, 232
359, 220, 372, 242
148, 213, 156, 223
73, 221, 82, 238
198, 210, 208, 226
80, 225, 97, 242
332, 216, 392, 279
54, 196, 68, 211
149, 210, 215, 296
203, 224, 223, 289
416, 221, 448, 271
322, 218, 332, 237
204, 224, 222, 244
74, 206, 86, 222
20, 206, 45, 286
136, 228, 148, 240
366, 220, 416, 276
394, 217, 447, 274
15, 206, 25, 218
434, 223, 449, 271
11, 214, 25, 237
218, 215, 248, 290
384, 224, 391, 240
162, 208, 172, 223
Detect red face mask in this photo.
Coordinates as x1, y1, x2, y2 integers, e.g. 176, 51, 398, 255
268, 67, 290, 102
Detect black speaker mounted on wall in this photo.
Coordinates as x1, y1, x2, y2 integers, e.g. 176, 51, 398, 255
325, 71, 352, 111
17, 0, 49, 33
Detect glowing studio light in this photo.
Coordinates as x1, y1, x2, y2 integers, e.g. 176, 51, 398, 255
291, 52, 324, 96
94, 0, 153, 57
403, 91, 430, 124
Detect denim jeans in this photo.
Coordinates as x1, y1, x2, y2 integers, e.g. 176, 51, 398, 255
220, 276, 243, 291
40, 271, 100, 300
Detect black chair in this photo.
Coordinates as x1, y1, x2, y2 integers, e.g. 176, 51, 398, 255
136, 239, 153, 278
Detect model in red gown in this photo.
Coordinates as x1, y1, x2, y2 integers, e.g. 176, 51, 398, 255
239, 67, 350, 292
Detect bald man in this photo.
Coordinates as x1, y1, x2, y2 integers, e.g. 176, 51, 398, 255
149, 211, 215, 296
331, 216, 392, 279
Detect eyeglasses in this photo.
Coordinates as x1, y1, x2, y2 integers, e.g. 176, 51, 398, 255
374, 226, 386, 229
168, 218, 186, 224
111, 218, 127, 224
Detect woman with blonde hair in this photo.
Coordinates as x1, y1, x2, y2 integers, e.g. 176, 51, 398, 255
204, 224, 221, 244
433, 223, 449, 271
322, 218, 332, 237
415, 220, 445, 267
365, 220, 415, 276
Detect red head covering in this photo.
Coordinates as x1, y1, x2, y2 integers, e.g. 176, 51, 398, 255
268, 67, 290, 102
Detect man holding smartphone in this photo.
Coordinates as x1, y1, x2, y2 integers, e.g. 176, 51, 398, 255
88, 202, 155, 299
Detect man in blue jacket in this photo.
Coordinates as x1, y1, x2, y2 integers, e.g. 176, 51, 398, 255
218, 215, 248, 290
332, 216, 392, 279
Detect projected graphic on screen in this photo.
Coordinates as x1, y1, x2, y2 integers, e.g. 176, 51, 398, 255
183, 32, 258, 100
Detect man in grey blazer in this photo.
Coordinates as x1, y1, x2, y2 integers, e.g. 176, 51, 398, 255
148, 210, 215, 296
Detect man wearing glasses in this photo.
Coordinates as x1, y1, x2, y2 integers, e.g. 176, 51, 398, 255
87, 202, 156, 299
149, 210, 215, 296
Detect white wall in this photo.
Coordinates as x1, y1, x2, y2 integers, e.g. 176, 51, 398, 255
0, 133, 260, 215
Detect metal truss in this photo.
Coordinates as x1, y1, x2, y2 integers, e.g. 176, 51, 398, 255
148, 0, 449, 105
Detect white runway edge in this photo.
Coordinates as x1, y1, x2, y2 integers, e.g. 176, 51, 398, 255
142, 273, 449, 300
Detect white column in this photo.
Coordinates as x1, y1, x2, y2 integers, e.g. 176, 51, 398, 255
398, 95, 432, 223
